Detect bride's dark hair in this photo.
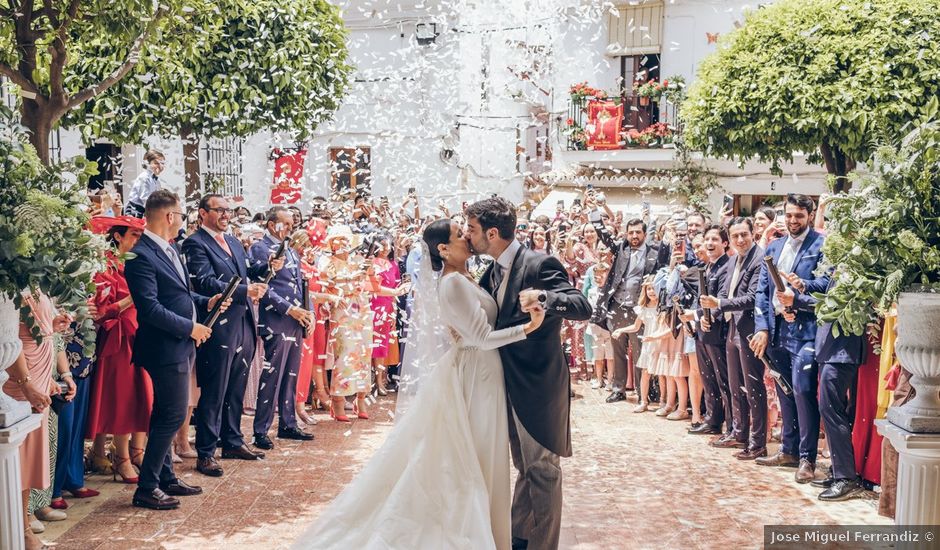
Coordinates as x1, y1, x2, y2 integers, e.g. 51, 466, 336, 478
422, 219, 452, 271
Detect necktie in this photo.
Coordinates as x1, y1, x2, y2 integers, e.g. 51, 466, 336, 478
491, 262, 504, 297
215, 233, 232, 256
726, 256, 744, 322
165, 245, 186, 283
773, 238, 801, 312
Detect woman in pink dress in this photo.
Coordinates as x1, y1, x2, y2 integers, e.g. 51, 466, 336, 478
4, 291, 73, 550
369, 233, 403, 395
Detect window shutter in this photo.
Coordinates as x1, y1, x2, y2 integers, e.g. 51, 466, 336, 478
606, 1, 664, 57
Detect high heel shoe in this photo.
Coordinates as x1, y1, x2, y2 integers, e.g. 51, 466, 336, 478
354, 400, 369, 420
129, 445, 145, 471
330, 402, 350, 422
376, 386, 388, 397
65, 487, 100, 498
111, 455, 139, 484
315, 391, 331, 411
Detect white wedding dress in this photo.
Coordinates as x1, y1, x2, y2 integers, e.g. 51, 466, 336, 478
293, 272, 526, 550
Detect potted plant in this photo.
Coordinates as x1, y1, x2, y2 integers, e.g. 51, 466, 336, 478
0, 106, 108, 357
817, 121, 940, 432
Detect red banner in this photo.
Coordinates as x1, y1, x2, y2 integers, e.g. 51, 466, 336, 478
586, 101, 623, 150
270, 147, 307, 204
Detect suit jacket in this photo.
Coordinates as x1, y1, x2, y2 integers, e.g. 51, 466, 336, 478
480, 246, 592, 458
755, 229, 829, 351
695, 253, 730, 346
716, 244, 765, 339
125, 234, 210, 370
181, 228, 269, 345
815, 322, 866, 365
590, 218, 660, 328
249, 233, 304, 337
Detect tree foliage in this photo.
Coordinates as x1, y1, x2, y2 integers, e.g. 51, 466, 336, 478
0, 0, 189, 164
815, 121, 940, 336
682, 0, 940, 191
64, 0, 352, 200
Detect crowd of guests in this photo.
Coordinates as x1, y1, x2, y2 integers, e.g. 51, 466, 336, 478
5, 148, 908, 549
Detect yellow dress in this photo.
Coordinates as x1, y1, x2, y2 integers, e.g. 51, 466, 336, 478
325, 256, 374, 397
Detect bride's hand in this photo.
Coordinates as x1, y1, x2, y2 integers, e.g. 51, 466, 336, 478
523, 306, 545, 335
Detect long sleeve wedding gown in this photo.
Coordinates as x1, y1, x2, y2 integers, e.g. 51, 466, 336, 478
293, 272, 525, 550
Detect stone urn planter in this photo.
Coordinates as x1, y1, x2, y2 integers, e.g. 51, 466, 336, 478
887, 292, 940, 433
0, 294, 29, 428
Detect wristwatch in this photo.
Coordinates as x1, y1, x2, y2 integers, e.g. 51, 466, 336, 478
537, 291, 548, 305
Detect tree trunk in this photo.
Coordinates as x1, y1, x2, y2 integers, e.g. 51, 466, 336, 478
20, 100, 52, 166
181, 126, 202, 211
819, 141, 854, 194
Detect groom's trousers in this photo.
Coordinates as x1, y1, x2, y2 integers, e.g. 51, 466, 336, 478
508, 406, 562, 550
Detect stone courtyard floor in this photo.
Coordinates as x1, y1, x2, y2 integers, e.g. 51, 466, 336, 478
44, 382, 887, 549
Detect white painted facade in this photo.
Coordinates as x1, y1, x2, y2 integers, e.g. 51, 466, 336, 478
46, 0, 825, 217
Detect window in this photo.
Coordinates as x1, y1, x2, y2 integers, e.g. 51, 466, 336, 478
203, 137, 244, 199
606, 1, 664, 56
329, 146, 371, 199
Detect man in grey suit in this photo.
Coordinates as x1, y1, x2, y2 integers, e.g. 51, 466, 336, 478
591, 214, 660, 403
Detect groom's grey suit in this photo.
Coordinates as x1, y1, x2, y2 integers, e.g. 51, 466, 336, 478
480, 239, 593, 550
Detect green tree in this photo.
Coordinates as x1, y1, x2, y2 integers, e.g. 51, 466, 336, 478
65, 0, 352, 204
682, 0, 940, 192
0, 0, 184, 164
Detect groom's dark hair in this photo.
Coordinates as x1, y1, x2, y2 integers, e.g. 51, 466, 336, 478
466, 197, 516, 240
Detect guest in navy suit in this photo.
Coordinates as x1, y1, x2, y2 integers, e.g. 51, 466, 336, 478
782, 275, 868, 501
249, 206, 315, 449
751, 194, 830, 482
181, 194, 284, 477
703, 219, 768, 459
124, 190, 229, 510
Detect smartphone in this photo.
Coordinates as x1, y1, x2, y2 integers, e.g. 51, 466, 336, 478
408, 187, 416, 196
588, 209, 603, 223
722, 194, 734, 213
556, 200, 565, 211
641, 200, 651, 213
572, 198, 582, 207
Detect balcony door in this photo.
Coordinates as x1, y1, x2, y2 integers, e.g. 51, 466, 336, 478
620, 53, 661, 131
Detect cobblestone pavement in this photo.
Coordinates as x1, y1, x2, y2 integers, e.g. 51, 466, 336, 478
46, 383, 886, 549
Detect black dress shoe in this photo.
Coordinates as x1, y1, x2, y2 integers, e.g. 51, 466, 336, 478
688, 424, 722, 435
511, 537, 528, 550
160, 479, 203, 497
133, 488, 180, 510
819, 478, 867, 501
277, 426, 315, 441
196, 456, 224, 477
811, 476, 834, 489
253, 434, 274, 450
222, 444, 265, 460
605, 391, 626, 403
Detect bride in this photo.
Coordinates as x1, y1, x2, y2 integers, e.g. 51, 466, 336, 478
293, 219, 544, 550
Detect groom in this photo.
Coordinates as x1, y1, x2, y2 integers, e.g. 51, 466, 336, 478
466, 197, 592, 550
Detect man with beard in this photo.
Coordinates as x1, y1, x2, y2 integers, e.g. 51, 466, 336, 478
590, 214, 660, 403
751, 194, 829, 482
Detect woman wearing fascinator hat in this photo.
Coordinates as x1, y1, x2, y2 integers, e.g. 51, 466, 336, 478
84, 215, 154, 485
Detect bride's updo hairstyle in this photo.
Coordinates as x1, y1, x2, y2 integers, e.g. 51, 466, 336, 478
422, 219, 452, 272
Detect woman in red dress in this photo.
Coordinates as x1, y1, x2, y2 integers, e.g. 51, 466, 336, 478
292, 221, 333, 424
85, 216, 153, 483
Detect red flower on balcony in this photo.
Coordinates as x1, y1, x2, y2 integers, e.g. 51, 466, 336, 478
566, 118, 574, 126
